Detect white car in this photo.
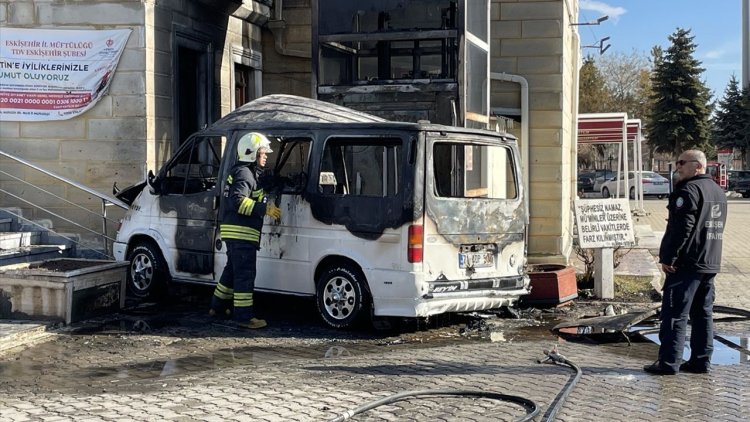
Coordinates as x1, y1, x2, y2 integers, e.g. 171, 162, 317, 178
600, 171, 670, 199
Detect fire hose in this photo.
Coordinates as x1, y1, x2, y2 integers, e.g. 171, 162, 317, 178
327, 346, 581, 422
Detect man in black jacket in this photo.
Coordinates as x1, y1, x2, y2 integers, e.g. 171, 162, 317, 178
644, 149, 727, 375
209, 132, 282, 329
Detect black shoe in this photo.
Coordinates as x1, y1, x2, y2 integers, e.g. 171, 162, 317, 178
643, 361, 677, 375
679, 361, 710, 374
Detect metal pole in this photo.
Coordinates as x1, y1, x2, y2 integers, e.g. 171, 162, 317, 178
743, 0, 749, 88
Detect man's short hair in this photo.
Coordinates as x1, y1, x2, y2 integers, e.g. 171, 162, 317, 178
682, 149, 707, 168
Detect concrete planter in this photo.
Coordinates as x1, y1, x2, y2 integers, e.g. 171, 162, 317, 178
0, 258, 127, 325
523, 264, 578, 306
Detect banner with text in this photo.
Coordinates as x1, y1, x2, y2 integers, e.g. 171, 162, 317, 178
574, 198, 635, 249
0, 27, 131, 121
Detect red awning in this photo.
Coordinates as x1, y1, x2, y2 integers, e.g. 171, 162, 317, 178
578, 114, 640, 144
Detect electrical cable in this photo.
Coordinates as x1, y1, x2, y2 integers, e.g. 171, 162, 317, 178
327, 388, 540, 422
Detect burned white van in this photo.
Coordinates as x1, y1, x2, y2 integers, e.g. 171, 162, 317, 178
113, 95, 529, 328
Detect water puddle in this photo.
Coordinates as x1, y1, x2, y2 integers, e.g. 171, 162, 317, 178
638, 331, 750, 366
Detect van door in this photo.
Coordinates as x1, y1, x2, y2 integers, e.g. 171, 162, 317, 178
257, 134, 315, 295
153, 134, 224, 279
422, 134, 526, 288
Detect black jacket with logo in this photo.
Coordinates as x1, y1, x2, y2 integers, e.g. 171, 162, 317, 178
659, 174, 727, 273
218, 163, 268, 247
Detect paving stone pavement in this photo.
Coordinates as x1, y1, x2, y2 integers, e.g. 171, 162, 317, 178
0, 198, 748, 421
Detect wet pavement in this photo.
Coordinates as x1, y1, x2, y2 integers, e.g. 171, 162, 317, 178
1, 199, 749, 421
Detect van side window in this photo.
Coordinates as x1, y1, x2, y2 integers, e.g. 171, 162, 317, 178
268, 136, 312, 194
161, 136, 223, 195
320, 138, 402, 197
433, 143, 517, 199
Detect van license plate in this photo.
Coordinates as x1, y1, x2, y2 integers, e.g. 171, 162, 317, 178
458, 252, 494, 269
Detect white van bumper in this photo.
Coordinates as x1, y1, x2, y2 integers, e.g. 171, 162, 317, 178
370, 271, 530, 317
113, 241, 128, 262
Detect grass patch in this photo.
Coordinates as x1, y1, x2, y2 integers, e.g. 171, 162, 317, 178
577, 274, 660, 302
615, 275, 656, 296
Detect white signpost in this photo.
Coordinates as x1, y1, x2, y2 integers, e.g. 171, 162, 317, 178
574, 198, 635, 299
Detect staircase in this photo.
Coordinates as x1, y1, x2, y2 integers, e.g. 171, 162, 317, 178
0, 150, 128, 268
0, 207, 79, 266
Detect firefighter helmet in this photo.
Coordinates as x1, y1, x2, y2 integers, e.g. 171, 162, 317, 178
237, 132, 273, 163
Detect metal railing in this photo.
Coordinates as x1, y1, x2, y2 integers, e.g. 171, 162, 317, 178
0, 150, 128, 259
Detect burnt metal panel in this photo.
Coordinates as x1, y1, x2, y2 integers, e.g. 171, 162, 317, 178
210, 94, 388, 130
157, 191, 217, 275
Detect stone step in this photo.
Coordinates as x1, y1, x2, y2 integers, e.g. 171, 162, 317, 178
0, 322, 54, 356
19, 218, 54, 232
0, 245, 71, 267
0, 232, 41, 249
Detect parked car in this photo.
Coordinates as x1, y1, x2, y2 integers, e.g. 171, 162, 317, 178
577, 172, 596, 193
592, 169, 617, 192
600, 171, 670, 199
735, 178, 750, 198
728, 170, 750, 192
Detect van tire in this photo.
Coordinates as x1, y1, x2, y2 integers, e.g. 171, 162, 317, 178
629, 186, 635, 200
316, 264, 370, 329
126, 242, 168, 299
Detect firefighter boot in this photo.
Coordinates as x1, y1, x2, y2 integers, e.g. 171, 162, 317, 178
237, 318, 267, 329
208, 308, 232, 319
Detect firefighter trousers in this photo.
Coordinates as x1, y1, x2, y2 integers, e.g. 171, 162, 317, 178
210, 240, 258, 322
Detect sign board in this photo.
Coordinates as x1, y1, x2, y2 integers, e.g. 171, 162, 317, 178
717, 152, 733, 169
0, 27, 131, 121
574, 198, 635, 248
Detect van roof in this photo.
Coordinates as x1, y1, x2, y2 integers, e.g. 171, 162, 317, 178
208, 94, 516, 141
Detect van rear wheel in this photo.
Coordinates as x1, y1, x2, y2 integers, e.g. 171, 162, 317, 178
127, 242, 168, 299
316, 264, 369, 329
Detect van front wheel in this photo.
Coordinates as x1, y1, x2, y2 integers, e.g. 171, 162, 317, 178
316, 264, 369, 329
127, 242, 168, 299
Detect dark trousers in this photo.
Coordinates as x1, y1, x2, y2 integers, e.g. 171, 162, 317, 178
210, 240, 258, 322
658, 270, 715, 371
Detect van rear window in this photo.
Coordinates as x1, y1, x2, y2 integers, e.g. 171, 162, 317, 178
433, 143, 517, 199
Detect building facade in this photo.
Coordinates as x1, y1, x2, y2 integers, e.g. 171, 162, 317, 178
0, 0, 579, 264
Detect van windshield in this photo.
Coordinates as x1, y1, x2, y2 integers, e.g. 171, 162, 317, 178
433, 142, 517, 199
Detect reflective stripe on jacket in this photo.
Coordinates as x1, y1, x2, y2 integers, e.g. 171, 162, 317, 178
219, 163, 267, 246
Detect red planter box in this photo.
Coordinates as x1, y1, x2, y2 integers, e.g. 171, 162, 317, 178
523, 264, 578, 306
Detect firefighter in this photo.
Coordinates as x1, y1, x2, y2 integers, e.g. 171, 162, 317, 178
209, 132, 282, 329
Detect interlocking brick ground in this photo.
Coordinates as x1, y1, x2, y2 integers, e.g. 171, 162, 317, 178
0, 198, 748, 421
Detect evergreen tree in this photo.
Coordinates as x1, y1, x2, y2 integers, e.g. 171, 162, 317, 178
714, 76, 750, 166
647, 28, 713, 156
578, 55, 611, 113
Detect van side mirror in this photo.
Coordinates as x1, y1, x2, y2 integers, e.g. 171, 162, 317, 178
147, 169, 160, 195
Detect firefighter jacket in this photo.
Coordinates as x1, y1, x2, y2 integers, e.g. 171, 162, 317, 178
659, 174, 727, 273
219, 163, 268, 247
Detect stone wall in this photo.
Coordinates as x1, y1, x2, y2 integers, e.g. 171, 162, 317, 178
490, 0, 577, 263
261, 0, 312, 97
0, 0, 269, 235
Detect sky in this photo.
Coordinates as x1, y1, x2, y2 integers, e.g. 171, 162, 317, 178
578, 0, 745, 100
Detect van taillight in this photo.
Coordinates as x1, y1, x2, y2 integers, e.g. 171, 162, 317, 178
408, 224, 423, 263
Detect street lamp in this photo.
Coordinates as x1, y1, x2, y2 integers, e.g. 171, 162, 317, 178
583, 36, 611, 55
571, 15, 609, 26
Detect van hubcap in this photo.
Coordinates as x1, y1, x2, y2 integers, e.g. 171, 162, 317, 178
323, 276, 356, 320
131, 254, 153, 291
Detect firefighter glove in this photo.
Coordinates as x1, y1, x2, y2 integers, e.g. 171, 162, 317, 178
266, 203, 282, 220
